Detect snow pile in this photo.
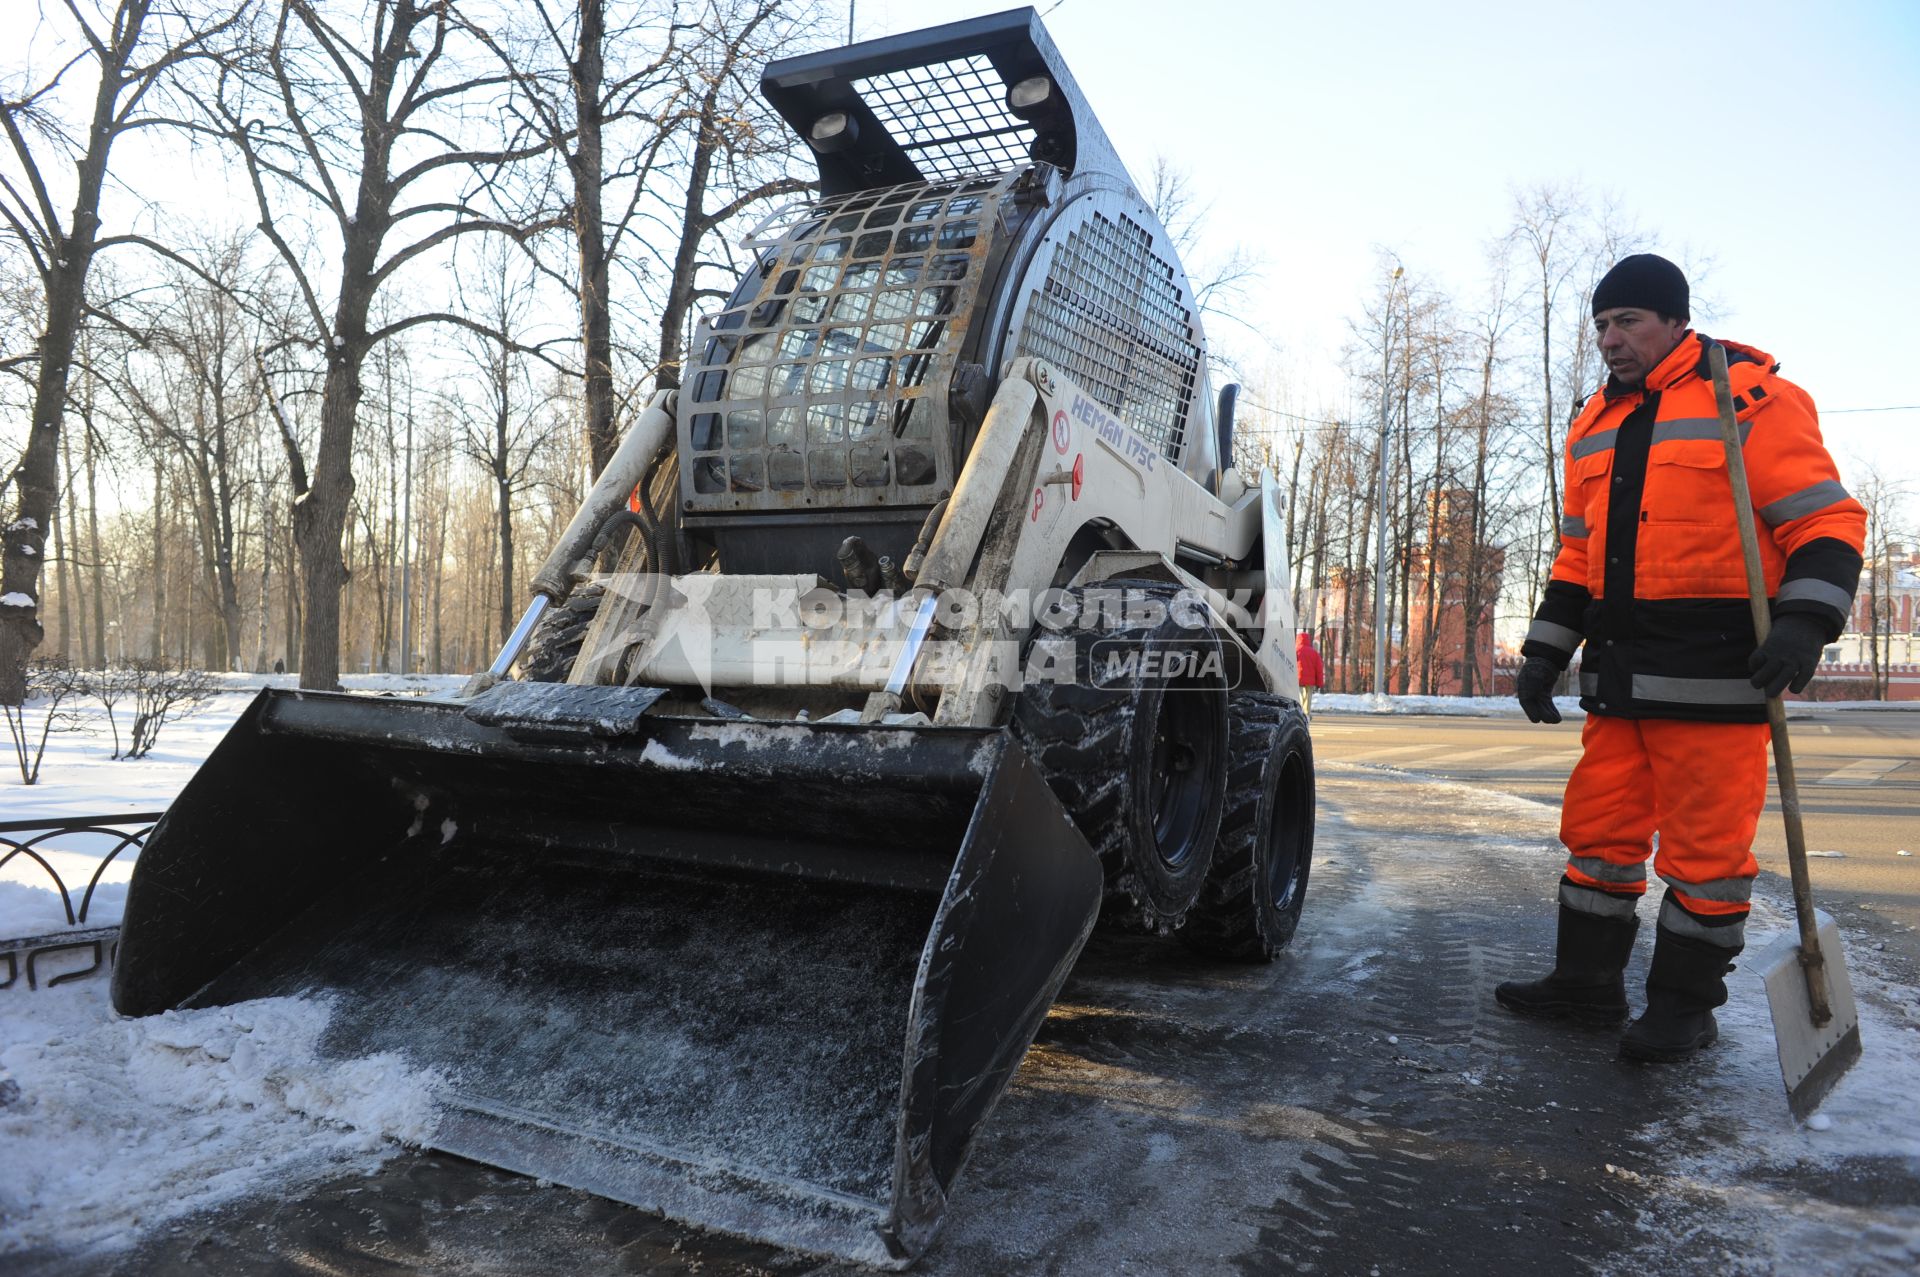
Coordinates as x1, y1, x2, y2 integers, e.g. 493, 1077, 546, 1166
1315, 692, 1588, 718
0, 987, 442, 1261
0, 860, 130, 941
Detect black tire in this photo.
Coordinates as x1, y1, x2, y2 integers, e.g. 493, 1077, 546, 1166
1181, 692, 1315, 961
518, 581, 606, 683
1012, 582, 1230, 923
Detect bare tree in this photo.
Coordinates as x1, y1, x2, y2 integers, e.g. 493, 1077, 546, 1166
118, 232, 268, 669
1850, 463, 1913, 699
91, 656, 216, 757
1457, 250, 1521, 695
1149, 156, 1261, 327
3, 657, 91, 782
648, 0, 812, 391
0, 0, 241, 702
198, 0, 563, 688
447, 240, 553, 646
1508, 184, 1586, 555
464, 0, 681, 476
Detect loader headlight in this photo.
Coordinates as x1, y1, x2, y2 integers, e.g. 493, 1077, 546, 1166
808, 110, 859, 154
1007, 76, 1055, 118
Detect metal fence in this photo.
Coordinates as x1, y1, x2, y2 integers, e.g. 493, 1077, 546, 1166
1, 812, 162, 991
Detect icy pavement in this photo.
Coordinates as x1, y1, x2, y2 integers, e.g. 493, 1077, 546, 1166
2, 759, 1913, 1274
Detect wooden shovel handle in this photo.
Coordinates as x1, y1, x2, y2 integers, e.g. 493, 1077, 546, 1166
1708, 342, 1832, 1026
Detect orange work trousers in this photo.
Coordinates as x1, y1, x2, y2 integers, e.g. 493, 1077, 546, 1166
1558, 716, 1769, 945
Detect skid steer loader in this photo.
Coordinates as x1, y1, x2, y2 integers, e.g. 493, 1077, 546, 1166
111, 7, 1315, 1267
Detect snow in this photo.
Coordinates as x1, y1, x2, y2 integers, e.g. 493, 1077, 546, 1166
639, 739, 706, 770
0, 593, 33, 609
0, 989, 443, 1259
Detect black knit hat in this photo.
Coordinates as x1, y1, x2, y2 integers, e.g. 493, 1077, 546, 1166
1591, 253, 1689, 323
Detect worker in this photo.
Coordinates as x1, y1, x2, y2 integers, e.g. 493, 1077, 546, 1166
1295, 630, 1324, 717
1496, 254, 1865, 1062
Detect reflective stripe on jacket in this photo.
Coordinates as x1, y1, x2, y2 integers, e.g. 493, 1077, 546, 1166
1522, 332, 1865, 723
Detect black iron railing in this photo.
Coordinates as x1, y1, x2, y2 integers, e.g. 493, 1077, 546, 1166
1, 811, 163, 991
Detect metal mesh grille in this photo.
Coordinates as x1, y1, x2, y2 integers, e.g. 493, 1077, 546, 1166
681, 172, 1017, 512
853, 56, 1035, 181
1016, 210, 1199, 459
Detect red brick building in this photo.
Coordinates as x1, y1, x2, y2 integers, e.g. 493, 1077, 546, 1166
1312, 489, 1504, 695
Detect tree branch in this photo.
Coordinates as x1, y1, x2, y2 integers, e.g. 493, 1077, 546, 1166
369, 310, 575, 377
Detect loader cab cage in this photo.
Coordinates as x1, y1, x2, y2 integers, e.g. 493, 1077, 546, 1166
682, 168, 1026, 515
759, 7, 1125, 196
681, 4, 1212, 541
852, 55, 1037, 182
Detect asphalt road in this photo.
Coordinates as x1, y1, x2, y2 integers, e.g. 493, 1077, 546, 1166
41, 713, 1915, 1277
1310, 708, 1920, 968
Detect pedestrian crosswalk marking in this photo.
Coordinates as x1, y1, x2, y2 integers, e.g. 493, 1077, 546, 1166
1429, 746, 1539, 766
1813, 758, 1905, 787
1345, 744, 1550, 768
1348, 744, 1451, 762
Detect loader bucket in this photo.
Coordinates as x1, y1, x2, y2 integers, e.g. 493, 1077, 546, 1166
111, 685, 1100, 1267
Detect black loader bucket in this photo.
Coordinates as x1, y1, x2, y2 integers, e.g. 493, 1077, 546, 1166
112, 684, 1100, 1267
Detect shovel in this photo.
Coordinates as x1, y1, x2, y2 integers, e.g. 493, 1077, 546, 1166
1708, 341, 1862, 1120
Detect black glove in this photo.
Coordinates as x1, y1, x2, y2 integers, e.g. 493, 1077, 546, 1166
1516, 656, 1563, 724
1749, 613, 1829, 698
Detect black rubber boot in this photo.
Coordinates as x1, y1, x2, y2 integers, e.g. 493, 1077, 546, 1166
1495, 905, 1639, 1024
1619, 925, 1741, 1062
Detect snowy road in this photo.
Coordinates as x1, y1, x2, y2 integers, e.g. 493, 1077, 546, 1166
12, 749, 1916, 1275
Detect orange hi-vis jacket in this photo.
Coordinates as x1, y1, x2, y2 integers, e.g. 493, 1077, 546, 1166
1523, 332, 1866, 723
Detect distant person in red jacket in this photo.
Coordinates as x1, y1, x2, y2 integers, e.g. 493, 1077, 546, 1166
1295, 631, 1324, 717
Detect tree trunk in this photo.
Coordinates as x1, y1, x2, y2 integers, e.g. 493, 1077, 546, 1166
1396, 384, 1414, 694
296, 349, 365, 690
84, 417, 107, 667
53, 426, 77, 662
256, 465, 272, 672
0, 0, 146, 702
573, 0, 618, 475
657, 124, 719, 392
151, 456, 166, 659
1307, 445, 1332, 638
1461, 352, 1494, 698
431, 503, 445, 673
0, 256, 83, 701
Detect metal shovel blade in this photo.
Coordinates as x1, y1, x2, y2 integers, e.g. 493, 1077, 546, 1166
1758, 910, 1861, 1121
112, 687, 1103, 1267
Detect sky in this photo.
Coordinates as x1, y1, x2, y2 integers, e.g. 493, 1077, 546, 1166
852, 0, 1920, 482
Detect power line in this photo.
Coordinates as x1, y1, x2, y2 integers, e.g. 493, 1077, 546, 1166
1238, 398, 1343, 428
1242, 395, 1919, 426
